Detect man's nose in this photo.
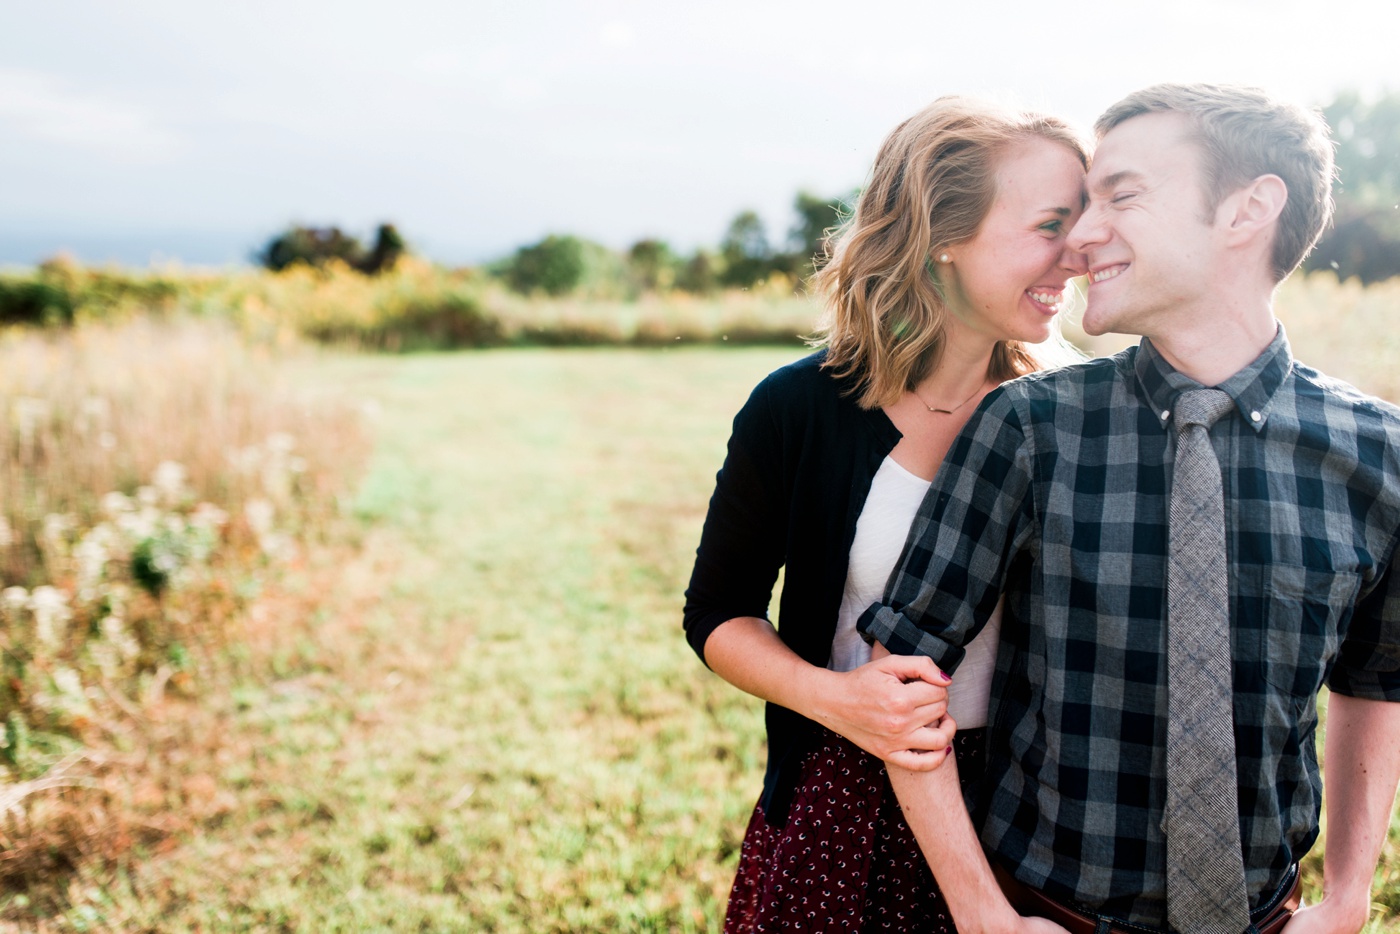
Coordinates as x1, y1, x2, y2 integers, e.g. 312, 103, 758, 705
1067, 208, 1104, 255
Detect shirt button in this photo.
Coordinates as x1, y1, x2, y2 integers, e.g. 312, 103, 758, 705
1162, 409, 1171, 420
1251, 410, 1262, 422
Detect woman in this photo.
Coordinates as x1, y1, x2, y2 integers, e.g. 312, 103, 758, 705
682, 97, 1089, 931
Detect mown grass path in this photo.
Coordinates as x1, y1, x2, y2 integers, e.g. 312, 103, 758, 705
115, 348, 804, 932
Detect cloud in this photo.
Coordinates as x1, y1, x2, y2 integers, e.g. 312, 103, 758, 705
0, 67, 187, 164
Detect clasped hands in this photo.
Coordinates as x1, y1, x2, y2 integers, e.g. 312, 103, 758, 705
815, 650, 956, 770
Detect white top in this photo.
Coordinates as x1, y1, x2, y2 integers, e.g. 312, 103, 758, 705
830, 455, 1002, 730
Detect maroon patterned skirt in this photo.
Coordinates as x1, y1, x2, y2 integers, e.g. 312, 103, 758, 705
724, 727, 986, 933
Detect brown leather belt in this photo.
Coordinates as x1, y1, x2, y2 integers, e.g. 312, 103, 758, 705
992, 863, 1301, 934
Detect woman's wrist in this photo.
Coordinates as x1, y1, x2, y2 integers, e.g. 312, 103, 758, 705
781, 658, 842, 726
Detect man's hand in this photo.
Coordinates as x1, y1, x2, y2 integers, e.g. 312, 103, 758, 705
1279, 895, 1371, 934
812, 652, 956, 770
1018, 918, 1073, 934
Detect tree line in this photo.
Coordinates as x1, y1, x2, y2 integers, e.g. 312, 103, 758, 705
248, 89, 1398, 293
494, 190, 855, 298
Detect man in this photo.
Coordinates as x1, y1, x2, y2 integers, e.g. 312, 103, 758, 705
859, 84, 1400, 934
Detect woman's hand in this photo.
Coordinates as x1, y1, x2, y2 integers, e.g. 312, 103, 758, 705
810, 652, 956, 771
704, 616, 956, 771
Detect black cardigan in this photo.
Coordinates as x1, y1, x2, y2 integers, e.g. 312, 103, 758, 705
683, 350, 902, 822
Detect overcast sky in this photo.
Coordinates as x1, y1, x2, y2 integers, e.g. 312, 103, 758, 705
1, 0, 1396, 267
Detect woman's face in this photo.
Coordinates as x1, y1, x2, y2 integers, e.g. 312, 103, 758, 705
940, 138, 1088, 346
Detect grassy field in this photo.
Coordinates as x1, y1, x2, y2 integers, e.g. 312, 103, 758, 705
5, 273, 1400, 930
8, 348, 795, 931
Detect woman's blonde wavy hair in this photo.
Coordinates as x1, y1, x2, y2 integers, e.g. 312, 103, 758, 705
812, 97, 1089, 410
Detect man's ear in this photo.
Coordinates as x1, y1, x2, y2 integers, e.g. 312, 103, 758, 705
1220, 174, 1287, 246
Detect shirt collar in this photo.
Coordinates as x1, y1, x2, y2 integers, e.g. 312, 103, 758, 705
1133, 323, 1293, 433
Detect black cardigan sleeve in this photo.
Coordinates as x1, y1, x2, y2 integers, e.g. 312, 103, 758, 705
683, 375, 791, 666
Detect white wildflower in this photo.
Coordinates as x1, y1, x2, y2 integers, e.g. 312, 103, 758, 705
74, 525, 115, 602
266, 433, 296, 456
99, 432, 117, 450
228, 445, 262, 477
30, 585, 72, 649
191, 502, 229, 531
51, 666, 83, 698
288, 456, 308, 475
89, 639, 119, 679
101, 491, 134, 518
1, 586, 28, 618
38, 666, 94, 720
245, 498, 275, 538
77, 396, 110, 434
39, 514, 76, 562
136, 485, 159, 508
41, 513, 75, 545
115, 506, 158, 542
152, 461, 187, 505
101, 614, 139, 661
12, 397, 49, 444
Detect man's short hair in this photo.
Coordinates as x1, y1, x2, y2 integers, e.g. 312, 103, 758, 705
1096, 83, 1336, 283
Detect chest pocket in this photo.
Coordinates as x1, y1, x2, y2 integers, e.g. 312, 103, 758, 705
1236, 561, 1361, 696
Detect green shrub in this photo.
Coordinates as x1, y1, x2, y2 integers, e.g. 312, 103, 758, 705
0, 279, 75, 326
505, 235, 586, 295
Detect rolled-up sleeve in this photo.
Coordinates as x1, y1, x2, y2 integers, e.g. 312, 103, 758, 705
1329, 537, 1400, 701
858, 389, 1036, 673
683, 379, 788, 666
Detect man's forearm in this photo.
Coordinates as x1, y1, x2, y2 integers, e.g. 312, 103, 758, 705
887, 754, 1021, 934
1306, 693, 1400, 931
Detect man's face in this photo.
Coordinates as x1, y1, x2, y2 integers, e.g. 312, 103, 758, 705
1068, 112, 1224, 337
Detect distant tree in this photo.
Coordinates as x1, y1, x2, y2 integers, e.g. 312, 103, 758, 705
676, 249, 722, 294
259, 226, 362, 272
1324, 89, 1400, 206
720, 210, 772, 289
359, 223, 407, 275
1303, 90, 1400, 284
257, 223, 407, 275
505, 234, 586, 296
626, 238, 679, 292
789, 191, 852, 266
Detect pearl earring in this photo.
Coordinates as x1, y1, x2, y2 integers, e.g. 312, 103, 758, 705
938, 253, 950, 263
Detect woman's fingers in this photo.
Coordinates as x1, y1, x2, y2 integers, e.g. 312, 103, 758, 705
875, 652, 951, 686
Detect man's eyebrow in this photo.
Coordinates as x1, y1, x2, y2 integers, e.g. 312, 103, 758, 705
1091, 170, 1144, 193
1039, 206, 1074, 216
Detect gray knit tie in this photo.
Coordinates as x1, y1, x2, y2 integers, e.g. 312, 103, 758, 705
1166, 389, 1250, 934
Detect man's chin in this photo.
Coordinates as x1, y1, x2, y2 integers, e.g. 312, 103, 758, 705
1080, 309, 1113, 337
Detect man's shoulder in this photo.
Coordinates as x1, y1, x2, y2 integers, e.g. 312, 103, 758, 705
1289, 360, 1400, 431
996, 348, 1137, 407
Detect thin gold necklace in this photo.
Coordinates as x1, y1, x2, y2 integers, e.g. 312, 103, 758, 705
912, 382, 986, 415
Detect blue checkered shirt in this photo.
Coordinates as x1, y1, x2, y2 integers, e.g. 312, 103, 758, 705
858, 327, 1400, 928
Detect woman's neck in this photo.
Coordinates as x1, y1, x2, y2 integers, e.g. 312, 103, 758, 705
912, 328, 997, 407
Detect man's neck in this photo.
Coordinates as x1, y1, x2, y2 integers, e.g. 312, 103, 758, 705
1145, 297, 1278, 388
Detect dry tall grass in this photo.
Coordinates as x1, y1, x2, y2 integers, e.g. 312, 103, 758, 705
0, 316, 369, 899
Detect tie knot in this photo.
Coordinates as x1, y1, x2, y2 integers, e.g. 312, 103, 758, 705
1173, 389, 1234, 431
